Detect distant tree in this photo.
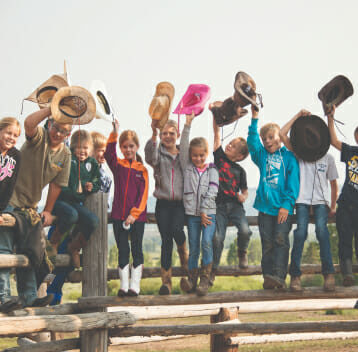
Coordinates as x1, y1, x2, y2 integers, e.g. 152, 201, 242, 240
227, 241, 238, 265
302, 241, 320, 264
108, 244, 118, 268
248, 239, 262, 265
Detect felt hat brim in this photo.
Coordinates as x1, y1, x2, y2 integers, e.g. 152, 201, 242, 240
318, 75, 354, 114
51, 86, 96, 125
149, 82, 175, 131
290, 115, 330, 162
234, 71, 259, 110
25, 74, 69, 109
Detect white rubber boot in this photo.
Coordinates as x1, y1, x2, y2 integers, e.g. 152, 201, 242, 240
117, 264, 129, 297
128, 264, 143, 296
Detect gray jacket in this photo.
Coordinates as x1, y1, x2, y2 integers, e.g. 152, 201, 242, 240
145, 124, 191, 201
180, 137, 219, 216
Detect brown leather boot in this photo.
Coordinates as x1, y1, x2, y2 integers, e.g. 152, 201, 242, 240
67, 233, 87, 268
177, 242, 189, 274
180, 268, 199, 293
209, 267, 217, 287
323, 274, 335, 292
159, 268, 172, 295
238, 249, 248, 269
290, 276, 302, 292
49, 226, 63, 252
196, 263, 212, 296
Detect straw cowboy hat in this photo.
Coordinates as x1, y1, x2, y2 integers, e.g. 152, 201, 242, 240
173, 84, 211, 116
234, 71, 262, 111
50, 86, 96, 125
290, 115, 330, 162
210, 98, 248, 127
318, 75, 354, 115
149, 82, 175, 130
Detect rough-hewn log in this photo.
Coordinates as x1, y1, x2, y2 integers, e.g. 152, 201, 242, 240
110, 335, 192, 345
80, 192, 109, 352
210, 308, 238, 352
111, 320, 358, 337
228, 331, 358, 345
0, 311, 135, 337
0, 254, 71, 268
2, 302, 80, 317
4, 338, 80, 351
78, 286, 358, 309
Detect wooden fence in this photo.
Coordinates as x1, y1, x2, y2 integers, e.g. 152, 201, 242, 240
0, 192, 358, 352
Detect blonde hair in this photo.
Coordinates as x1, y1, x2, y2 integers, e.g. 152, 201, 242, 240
189, 137, 209, 155
231, 137, 249, 158
119, 130, 143, 163
161, 120, 179, 134
260, 122, 280, 138
70, 130, 93, 152
91, 131, 107, 149
0, 117, 21, 135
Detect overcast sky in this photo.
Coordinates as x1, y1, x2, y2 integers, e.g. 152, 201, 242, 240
1, 0, 358, 195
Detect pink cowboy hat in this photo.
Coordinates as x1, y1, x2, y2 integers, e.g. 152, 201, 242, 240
173, 84, 211, 116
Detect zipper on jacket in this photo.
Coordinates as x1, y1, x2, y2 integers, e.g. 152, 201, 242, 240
171, 160, 175, 200
195, 167, 205, 216
122, 162, 132, 219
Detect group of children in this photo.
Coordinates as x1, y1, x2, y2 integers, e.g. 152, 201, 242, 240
0, 98, 358, 309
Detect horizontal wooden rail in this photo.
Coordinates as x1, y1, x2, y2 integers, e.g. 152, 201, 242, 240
0, 311, 136, 337
110, 320, 358, 337
4, 338, 80, 352
78, 286, 358, 309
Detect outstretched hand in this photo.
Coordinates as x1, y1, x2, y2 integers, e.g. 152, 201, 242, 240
112, 119, 120, 134
326, 105, 336, 119
185, 111, 195, 126
251, 104, 259, 119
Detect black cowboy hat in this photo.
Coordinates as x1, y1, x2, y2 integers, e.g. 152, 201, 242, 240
210, 97, 248, 127
290, 115, 330, 162
318, 75, 354, 115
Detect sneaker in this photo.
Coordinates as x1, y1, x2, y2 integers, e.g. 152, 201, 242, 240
343, 274, 355, 287
323, 274, 335, 292
29, 294, 54, 307
290, 276, 302, 292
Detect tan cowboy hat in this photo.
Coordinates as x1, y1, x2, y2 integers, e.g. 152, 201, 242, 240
149, 82, 175, 130
318, 75, 354, 115
234, 71, 262, 111
50, 86, 96, 125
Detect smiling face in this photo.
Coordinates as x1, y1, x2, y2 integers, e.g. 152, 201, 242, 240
75, 141, 92, 162
160, 125, 178, 150
94, 146, 106, 164
48, 120, 72, 148
0, 123, 20, 154
190, 146, 208, 169
261, 128, 281, 154
120, 138, 138, 160
225, 138, 247, 162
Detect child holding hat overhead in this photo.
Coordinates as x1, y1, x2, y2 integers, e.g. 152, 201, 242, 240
247, 105, 299, 289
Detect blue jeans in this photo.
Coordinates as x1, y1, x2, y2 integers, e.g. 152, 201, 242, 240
213, 202, 252, 269
258, 212, 292, 280
187, 215, 216, 269
290, 204, 334, 277
52, 200, 99, 240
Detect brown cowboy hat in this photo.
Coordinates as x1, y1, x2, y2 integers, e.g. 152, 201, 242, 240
318, 75, 354, 114
290, 115, 330, 162
210, 98, 248, 127
50, 86, 96, 125
234, 71, 262, 111
149, 82, 175, 130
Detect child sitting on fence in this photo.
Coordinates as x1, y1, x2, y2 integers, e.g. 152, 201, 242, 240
0, 117, 21, 305
49, 130, 100, 269
247, 105, 299, 289
210, 108, 252, 286
105, 119, 148, 297
47, 131, 111, 305
145, 119, 190, 295
180, 114, 219, 296
280, 109, 338, 292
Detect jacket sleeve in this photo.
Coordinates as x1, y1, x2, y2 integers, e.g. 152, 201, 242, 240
130, 166, 149, 220
104, 132, 119, 174
200, 166, 219, 214
88, 159, 101, 194
60, 160, 77, 202
144, 138, 160, 167
247, 118, 264, 166
281, 153, 300, 211
179, 124, 191, 171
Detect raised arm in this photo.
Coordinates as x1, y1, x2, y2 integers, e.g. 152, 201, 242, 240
179, 113, 195, 170
326, 105, 342, 151
104, 119, 119, 173
247, 105, 263, 164
144, 121, 160, 167
24, 107, 51, 138
280, 109, 311, 151
212, 111, 221, 152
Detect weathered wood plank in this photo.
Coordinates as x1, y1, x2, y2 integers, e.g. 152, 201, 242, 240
78, 286, 358, 309
4, 338, 80, 351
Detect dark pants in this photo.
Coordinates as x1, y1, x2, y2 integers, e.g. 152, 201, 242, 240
336, 201, 358, 274
155, 199, 186, 270
213, 202, 252, 269
258, 212, 292, 280
113, 220, 144, 269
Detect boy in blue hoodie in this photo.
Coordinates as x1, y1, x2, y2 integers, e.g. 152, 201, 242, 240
247, 106, 300, 289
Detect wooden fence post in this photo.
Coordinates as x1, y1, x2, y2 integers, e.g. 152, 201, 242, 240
80, 192, 108, 352
210, 308, 239, 352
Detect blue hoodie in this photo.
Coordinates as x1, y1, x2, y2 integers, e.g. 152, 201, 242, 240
247, 118, 299, 216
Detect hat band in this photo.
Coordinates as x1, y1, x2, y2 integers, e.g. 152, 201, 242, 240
96, 91, 111, 114
36, 86, 58, 103
59, 96, 87, 118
